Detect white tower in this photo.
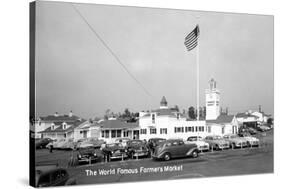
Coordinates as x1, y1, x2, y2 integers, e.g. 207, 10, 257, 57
205, 78, 220, 120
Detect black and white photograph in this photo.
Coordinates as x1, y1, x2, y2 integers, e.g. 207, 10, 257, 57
29, 0, 274, 187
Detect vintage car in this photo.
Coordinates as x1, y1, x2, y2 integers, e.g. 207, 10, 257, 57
223, 134, 248, 148
77, 147, 99, 164
186, 136, 209, 152
35, 164, 76, 187
35, 138, 53, 149
241, 133, 260, 147
115, 138, 131, 147
102, 143, 128, 161
126, 140, 150, 158
256, 125, 271, 132
151, 139, 199, 161
147, 138, 166, 153
46, 138, 77, 150
204, 135, 230, 150
76, 138, 104, 149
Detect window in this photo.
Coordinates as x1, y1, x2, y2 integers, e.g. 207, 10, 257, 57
150, 128, 157, 134
111, 130, 116, 138
105, 130, 109, 138
62, 123, 67, 130
176, 113, 180, 120
207, 126, 211, 133
174, 127, 184, 133
140, 129, 147, 134
222, 127, 225, 134
101, 130, 105, 138
117, 130, 121, 137
195, 126, 198, 132
198, 126, 204, 132
152, 114, 155, 124
160, 128, 167, 134
123, 131, 129, 137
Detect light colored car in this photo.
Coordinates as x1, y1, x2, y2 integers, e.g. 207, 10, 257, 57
76, 138, 105, 149
223, 134, 247, 148
204, 135, 230, 150
47, 138, 77, 150
241, 133, 260, 147
186, 136, 209, 152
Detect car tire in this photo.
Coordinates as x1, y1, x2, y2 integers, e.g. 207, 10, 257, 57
163, 153, 171, 161
191, 150, 198, 158
231, 143, 235, 149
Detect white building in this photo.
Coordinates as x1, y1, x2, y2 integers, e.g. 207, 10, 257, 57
139, 96, 207, 141
251, 111, 271, 124
206, 115, 239, 136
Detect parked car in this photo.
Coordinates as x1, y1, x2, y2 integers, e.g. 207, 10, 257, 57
151, 139, 199, 161
126, 140, 150, 158
115, 138, 131, 147
76, 138, 104, 149
147, 138, 166, 153
186, 136, 209, 152
223, 134, 247, 148
204, 135, 230, 150
36, 164, 76, 187
247, 127, 258, 135
47, 138, 77, 150
241, 133, 260, 147
36, 138, 53, 149
102, 143, 128, 161
77, 147, 99, 164
257, 125, 271, 132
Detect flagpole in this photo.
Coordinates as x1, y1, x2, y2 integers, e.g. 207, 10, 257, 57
196, 24, 200, 121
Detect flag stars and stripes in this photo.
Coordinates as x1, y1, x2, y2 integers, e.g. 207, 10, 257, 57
184, 25, 200, 51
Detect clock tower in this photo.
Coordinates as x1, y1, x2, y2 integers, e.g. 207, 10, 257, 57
205, 78, 220, 120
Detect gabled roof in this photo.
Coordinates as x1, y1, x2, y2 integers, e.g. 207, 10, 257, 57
99, 119, 138, 130
39, 120, 86, 133
40, 114, 81, 122
206, 115, 235, 124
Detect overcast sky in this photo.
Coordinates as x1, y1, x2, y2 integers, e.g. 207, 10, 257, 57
35, 1, 274, 119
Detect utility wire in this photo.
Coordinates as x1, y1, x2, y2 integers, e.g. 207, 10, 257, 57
71, 3, 152, 98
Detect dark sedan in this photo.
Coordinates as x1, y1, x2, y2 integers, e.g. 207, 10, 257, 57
126, 140, 149, 158
102, 143, 128, 161
151, 139, 199, 161
35, 138, 53, 149
147, 138, 166, 153
77, 147, 99, 164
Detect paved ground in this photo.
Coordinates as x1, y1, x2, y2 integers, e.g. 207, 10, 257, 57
35, 130, 273, 186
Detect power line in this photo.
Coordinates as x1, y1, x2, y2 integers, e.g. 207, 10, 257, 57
71, 3, 152, 98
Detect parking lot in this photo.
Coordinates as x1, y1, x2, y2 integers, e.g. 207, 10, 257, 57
35, 130, 273, 185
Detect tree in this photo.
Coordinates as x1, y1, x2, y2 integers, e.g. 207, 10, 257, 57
188, 106, 196, 119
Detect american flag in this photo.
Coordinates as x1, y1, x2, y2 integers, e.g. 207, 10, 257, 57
184, 25, 200, 51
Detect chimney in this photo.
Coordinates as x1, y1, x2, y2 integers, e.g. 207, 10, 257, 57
69, 110, 73, 117
54, 112, 59, 117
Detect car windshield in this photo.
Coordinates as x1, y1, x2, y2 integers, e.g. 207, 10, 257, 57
188, 137, 202, 141
213, 136, 222, 140
129, 140, 142, 145
106, 143, 120, 148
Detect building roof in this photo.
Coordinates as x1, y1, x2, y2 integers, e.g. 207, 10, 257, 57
206, 115, 235, 124
236, 113, 259, 118
39, 120, 86, 133
141, 108, 185, 118
99, 119, 138, 130
40, 114, 81, 122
